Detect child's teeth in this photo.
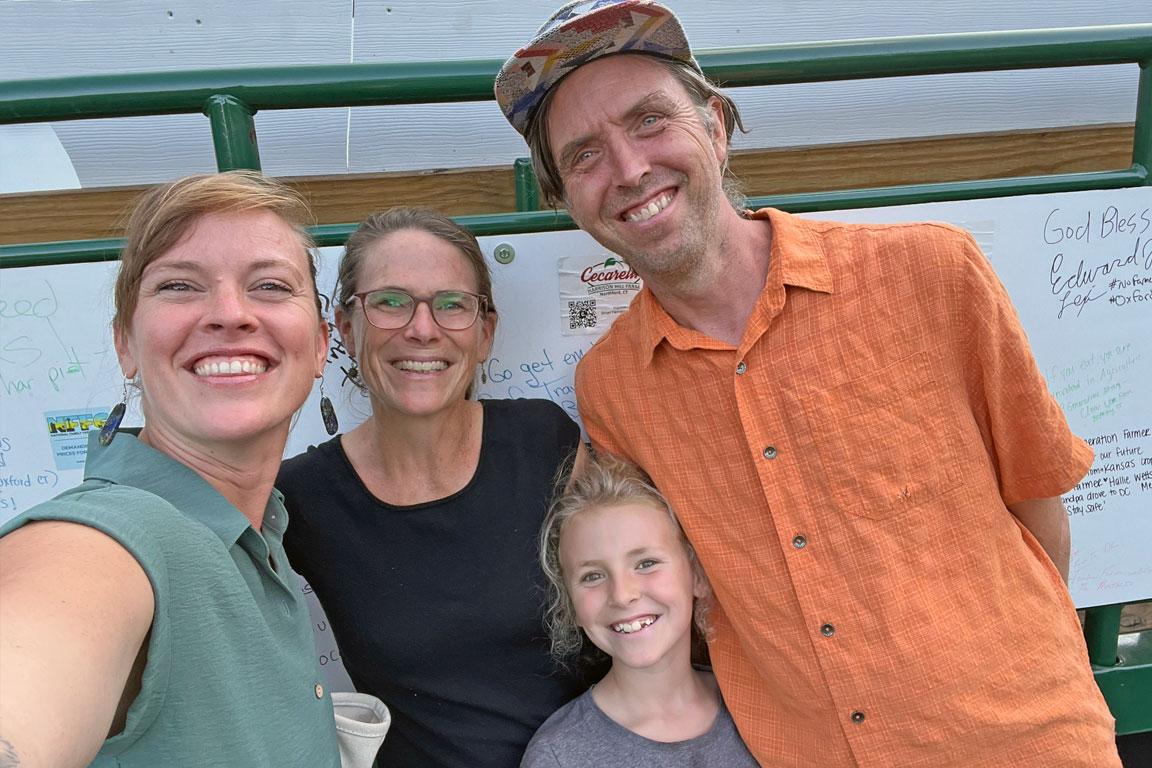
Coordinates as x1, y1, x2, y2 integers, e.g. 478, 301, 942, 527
613, 617, 655, 633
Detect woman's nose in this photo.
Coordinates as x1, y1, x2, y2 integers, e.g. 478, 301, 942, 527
205, 286, 258, 331
402, 299, 442, 341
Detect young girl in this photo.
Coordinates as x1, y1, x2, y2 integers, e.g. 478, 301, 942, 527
522, 454, 759, 767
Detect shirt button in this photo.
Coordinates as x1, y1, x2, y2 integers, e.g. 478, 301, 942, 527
820, 623, 836, 637
736, 361, 747, 375
792, 534, 807, 549
851, 710, 866, 724
762, 446, 778, 460
314, 683, 325, 699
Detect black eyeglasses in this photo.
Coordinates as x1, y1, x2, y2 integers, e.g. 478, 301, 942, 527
352, 289, 488, 331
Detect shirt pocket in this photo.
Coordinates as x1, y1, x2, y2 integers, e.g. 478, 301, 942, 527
801, 350, 964, 520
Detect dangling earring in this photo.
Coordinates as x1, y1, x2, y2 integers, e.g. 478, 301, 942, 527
319, 377, 339, 436
480, 361, 488, 385
99, 377, 131, 446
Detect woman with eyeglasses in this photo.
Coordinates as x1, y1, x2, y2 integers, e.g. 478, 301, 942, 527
277, 208, 595, 768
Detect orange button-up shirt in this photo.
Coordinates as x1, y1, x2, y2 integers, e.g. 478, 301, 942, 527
575, 208, 1119, 767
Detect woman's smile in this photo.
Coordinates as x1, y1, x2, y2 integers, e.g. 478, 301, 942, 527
341, 228, 494, 419
192, 355, 270, 377
391, 358, 450, 374
116, 209, 328, 451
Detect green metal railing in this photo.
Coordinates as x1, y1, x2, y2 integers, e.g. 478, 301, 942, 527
2, 24, 1152, 268
1, 24, 1151, 733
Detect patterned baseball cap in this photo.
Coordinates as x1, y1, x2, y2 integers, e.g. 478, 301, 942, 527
495, 0, 699, 136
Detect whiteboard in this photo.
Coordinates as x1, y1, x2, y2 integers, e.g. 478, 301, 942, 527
2, 187, 1150, 691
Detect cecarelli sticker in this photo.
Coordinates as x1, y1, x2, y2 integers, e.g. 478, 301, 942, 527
558, 255, 643, 336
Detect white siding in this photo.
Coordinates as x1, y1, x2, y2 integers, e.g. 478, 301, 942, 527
2, 0, 1149, 189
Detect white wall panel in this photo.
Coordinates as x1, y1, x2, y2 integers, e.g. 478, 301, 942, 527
0, 0, 351, 78
2, 0, 1149, 189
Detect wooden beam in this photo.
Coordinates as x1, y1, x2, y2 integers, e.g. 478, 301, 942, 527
0, 125, 1135, 246
0, 166, 517, 247
729, 124, 1136, 194
289, 167, 516, 230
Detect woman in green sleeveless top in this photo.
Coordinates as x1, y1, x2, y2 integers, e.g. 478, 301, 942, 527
0, 172, 342, 767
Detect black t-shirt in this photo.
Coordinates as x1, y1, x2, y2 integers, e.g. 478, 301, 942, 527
278, 398, 595, 768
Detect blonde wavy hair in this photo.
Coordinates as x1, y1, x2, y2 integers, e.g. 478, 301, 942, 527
539, 452, 712, 664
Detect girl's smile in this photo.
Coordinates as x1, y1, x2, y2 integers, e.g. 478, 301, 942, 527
560, 501, 706, 673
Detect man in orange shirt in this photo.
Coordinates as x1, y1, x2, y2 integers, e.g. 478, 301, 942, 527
496, 1, 1121, 765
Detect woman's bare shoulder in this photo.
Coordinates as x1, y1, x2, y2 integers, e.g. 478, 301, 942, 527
0, 519, 154, 768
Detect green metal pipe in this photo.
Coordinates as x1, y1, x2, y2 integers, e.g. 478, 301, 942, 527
1132, 62, 1152, 183
6, 167, 1146, 270
314, 210, 576, 244
514, 158, 541, 212
1084, 604, 1124, 667
0, 59, 501, 124
204, 95, 261, 171
702, 25, 1152, 88
3, 25, 1151, 124
1093, 610, 1152, 734
0, 238, 125, 269
747, 168, 1147, 214
314, 210, 579, 246
0, 211, 579, 269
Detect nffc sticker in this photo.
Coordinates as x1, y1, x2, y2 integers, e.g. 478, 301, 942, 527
558, 254, 643, 336
45, 409, 110, 471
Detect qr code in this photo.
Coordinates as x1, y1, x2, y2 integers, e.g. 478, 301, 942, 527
568, 299, 597, 330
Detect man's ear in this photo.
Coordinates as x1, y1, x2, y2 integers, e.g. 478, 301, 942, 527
706, 95, 728, 167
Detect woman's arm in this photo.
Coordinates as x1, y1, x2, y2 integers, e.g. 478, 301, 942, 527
0, 521, 154, 768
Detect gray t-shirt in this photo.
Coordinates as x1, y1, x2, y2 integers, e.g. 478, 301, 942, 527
521, 688, 760, 767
